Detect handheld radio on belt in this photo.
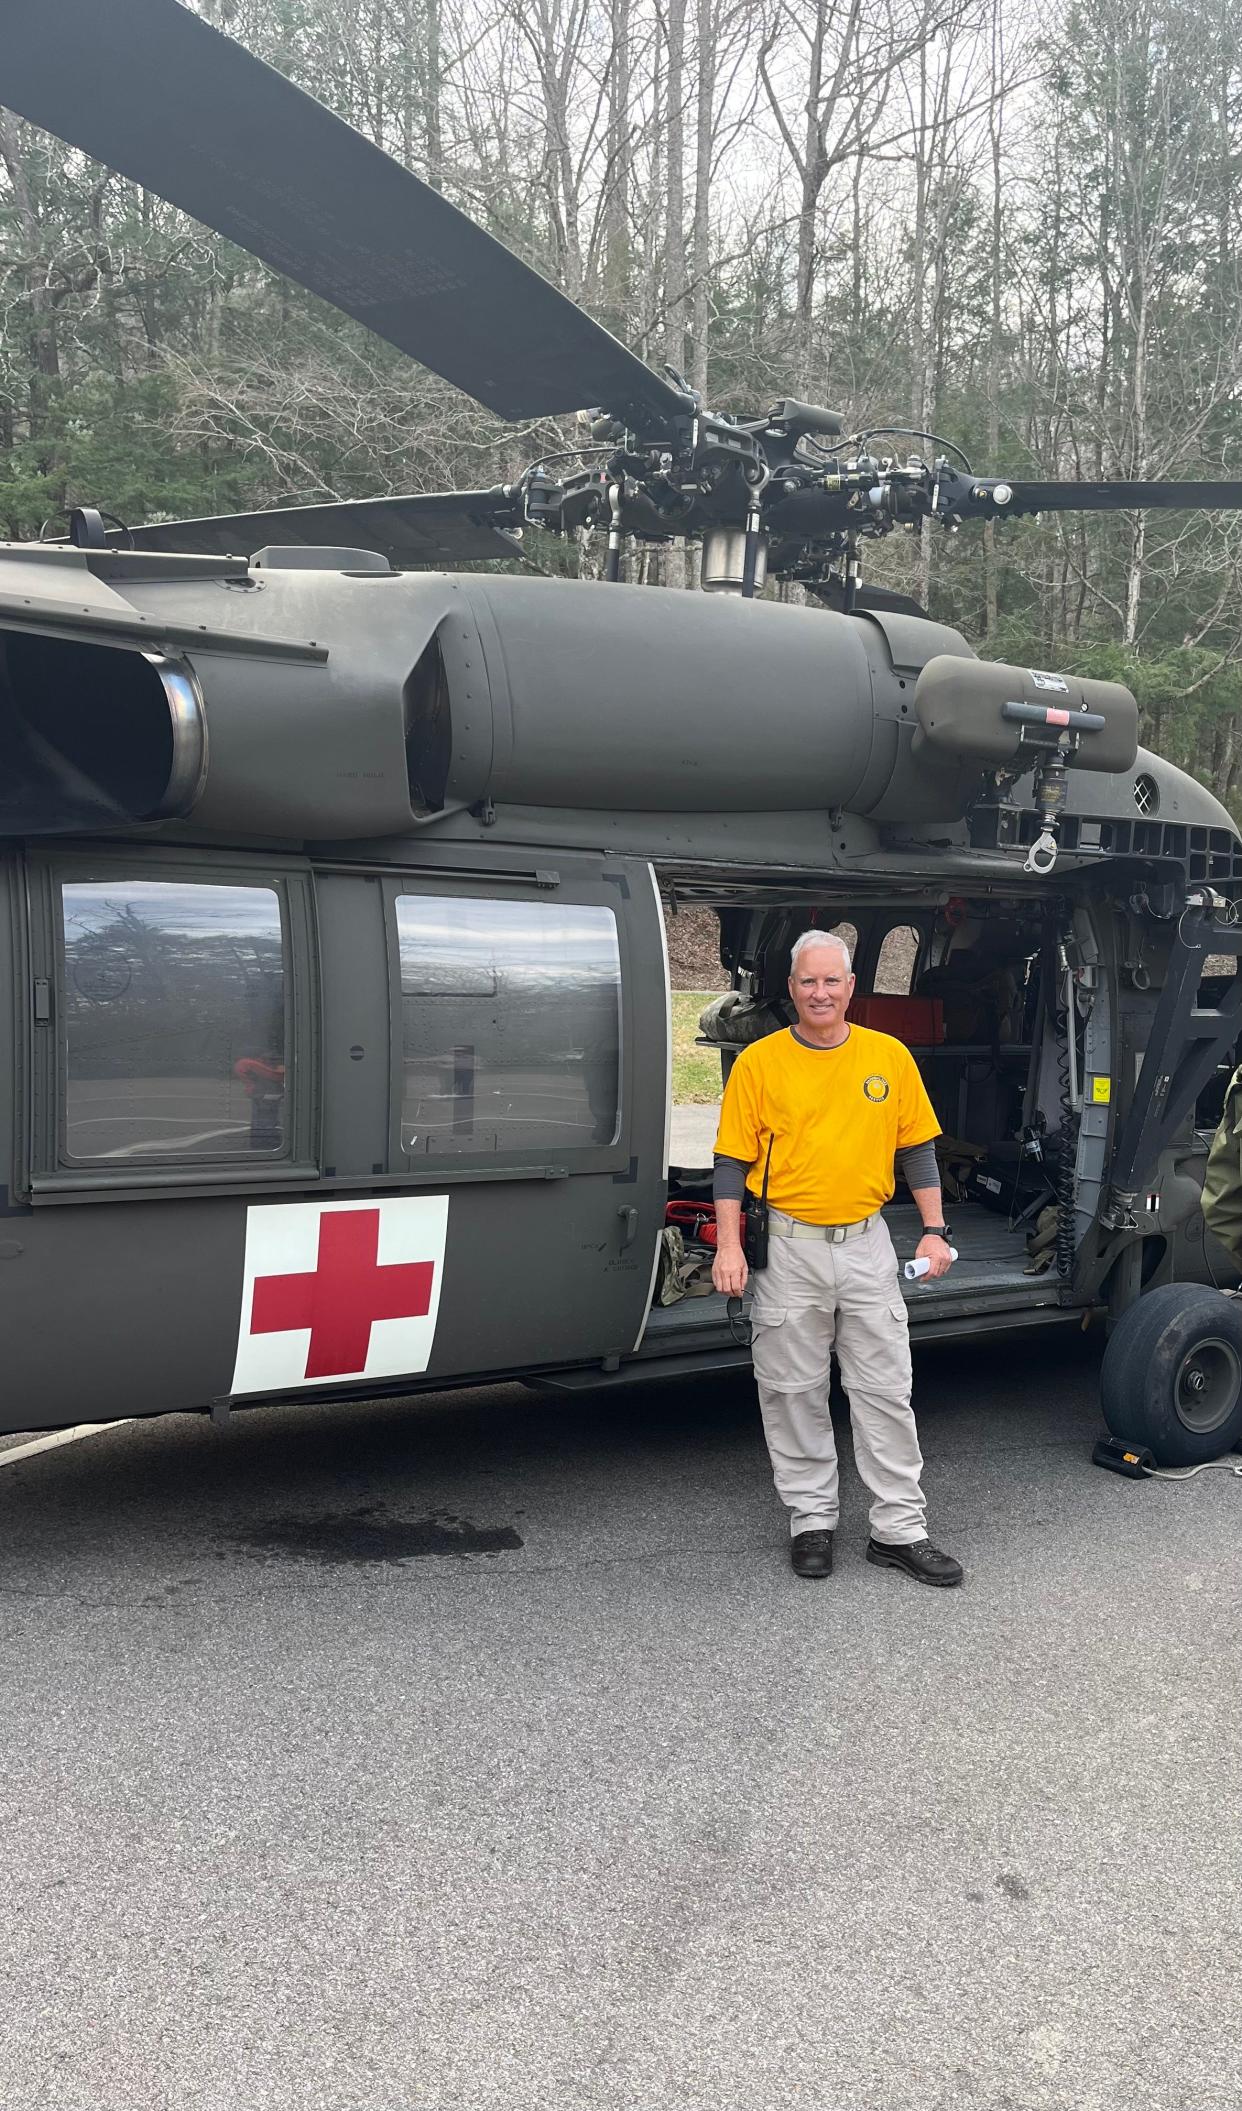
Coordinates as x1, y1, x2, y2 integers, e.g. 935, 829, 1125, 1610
743, 1134, 774, 1272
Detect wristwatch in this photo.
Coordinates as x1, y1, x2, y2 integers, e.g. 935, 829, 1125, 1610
923, 1225, 952, 1240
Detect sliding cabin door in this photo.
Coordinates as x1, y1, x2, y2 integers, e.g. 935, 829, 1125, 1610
314, 854, 670, 1383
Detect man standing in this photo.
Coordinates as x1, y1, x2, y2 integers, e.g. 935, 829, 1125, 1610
711, 931, 963, 1586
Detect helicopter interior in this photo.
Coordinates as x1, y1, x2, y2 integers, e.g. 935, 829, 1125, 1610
642, 885, 1242, 1351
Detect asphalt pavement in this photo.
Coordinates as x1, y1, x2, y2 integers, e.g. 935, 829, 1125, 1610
1, 1333, 1240, 2111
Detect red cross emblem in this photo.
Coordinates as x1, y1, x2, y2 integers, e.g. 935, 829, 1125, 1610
249, 1206, 435, 1379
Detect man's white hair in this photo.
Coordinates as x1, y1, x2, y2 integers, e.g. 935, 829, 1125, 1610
790, 928, 852, 976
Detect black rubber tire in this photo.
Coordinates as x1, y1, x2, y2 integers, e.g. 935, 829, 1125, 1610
1100, 1282, 1242, 1466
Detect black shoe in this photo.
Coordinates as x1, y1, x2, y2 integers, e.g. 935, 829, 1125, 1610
791, 1529, 834, 1579
866, 1537, 963, 1587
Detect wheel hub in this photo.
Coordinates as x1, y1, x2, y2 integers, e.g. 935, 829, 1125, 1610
1174, 1337, 1241, 1433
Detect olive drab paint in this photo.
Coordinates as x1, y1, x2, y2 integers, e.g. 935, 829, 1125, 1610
2, 2, 1242, 1455
0, 557, 1238, 1439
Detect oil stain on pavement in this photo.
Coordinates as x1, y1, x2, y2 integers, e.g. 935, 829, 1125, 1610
223, 1504, 524, 1566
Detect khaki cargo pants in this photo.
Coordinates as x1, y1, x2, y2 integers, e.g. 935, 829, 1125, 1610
749, 1212, 927, 1544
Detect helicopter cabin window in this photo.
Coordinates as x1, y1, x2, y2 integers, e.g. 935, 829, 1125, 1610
395, 895, 621, 1157
831, 920, 859, 965
872, 924, 920, 994
57, 879, 289, 1164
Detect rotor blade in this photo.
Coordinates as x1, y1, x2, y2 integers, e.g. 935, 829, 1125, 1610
118, 491, 526, 567
3, 0, 688, 430
960, 475, 1242, 520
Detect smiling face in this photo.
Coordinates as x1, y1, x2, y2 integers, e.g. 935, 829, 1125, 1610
788, 941, 855, 1041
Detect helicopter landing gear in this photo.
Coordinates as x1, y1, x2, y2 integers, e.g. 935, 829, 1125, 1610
1100, 1282, 1242, 1467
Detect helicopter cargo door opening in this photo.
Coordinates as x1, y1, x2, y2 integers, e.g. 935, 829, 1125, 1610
624, 883, 1076, 1379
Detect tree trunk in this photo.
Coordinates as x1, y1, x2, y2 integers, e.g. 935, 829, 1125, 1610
664, 0, 688, 380
0, 110, 62, 449
689, 0, 714, 400
424, 0, 443, 191
664, 0, 688, 584
796, 1, 828, 393
983, 0, 1004, 639
1212, 716, 1235, 800
909, 44, 932, 612
602, 0, 632, 322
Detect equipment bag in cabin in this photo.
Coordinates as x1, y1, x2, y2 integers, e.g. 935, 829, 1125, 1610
665, 1200, 720, 1247
698, 991, 793, 1046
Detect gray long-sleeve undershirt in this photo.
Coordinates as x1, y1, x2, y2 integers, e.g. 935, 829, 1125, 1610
712, 1135, 940, 1205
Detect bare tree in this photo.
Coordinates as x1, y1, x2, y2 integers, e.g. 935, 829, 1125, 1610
758, 0, 946, 395
5, 0, 1242, 784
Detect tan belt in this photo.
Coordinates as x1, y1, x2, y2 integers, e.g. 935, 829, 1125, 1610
767, 1208, 877, 1244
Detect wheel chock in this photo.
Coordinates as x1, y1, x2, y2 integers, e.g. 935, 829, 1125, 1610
1092, 1435, 1156, 1478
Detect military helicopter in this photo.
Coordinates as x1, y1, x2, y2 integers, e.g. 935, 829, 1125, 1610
4, 0, 1242, 1471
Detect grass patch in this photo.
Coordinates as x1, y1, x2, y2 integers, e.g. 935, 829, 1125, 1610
671, 990, 725, 1104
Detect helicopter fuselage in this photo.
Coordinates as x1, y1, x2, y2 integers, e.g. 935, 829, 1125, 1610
0, 547, 1239, 1433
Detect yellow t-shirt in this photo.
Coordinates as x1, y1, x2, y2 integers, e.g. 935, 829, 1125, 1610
713, 1025, 941, 1224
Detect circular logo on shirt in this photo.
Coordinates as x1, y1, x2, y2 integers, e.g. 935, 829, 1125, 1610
863, 1073, 891, 1103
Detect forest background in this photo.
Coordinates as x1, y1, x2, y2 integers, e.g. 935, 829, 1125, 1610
3, 0, 1242, 807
